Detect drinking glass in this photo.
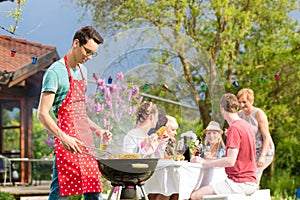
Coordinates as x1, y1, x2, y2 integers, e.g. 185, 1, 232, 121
204, 145, 211, 158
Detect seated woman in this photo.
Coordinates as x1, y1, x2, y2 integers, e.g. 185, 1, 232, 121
164, 115, 179, 157
203, 121, 226, 158
148, 115, 180, 200
146, 114, 170, 158
122, 101, 168, 157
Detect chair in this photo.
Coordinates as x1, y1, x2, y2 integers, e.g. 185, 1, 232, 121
0, 155, 12, 186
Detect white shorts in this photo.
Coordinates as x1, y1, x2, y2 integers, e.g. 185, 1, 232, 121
212, 178, 257, 195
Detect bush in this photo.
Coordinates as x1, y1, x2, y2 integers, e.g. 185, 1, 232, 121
261, 167, 298, 200
0, 191, 15, 200
67, 194, 83, 200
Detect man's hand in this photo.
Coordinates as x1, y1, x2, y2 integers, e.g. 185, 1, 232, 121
190, 156, 206, 165
95, 128, 112, 143
60, 134, 83, 154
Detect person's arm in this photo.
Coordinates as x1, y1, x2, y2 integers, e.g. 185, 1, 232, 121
256, 109, 272, 166
123, 134, 139, 154
88, 118, 112, 143
191, 147, 238, 168
141, 134, 158, 154
37, 91, 82, 153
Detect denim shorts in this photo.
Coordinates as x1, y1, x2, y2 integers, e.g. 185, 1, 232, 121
48, 158, 103, 200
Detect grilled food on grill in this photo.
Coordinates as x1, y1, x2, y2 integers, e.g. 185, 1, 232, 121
165, 154, 185, 161
119, 153, 140, 159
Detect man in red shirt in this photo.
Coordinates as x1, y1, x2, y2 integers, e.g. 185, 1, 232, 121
190, 93, 257, 200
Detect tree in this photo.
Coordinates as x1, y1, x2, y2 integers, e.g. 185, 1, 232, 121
74, 0, 299, 123
0, 0, 25, 34
74, 0, 300, 197
32, 110, 53, 159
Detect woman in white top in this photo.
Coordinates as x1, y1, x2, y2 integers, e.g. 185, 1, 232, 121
237, 88, 275, 185
123, 101, 164, 156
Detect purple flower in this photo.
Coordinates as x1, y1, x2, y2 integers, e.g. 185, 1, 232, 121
95, 103, 104, 112
132, 85, 139, 97
116, 72, 124, 81
89, 71, 142, 131
116, 96, 121, 104
86, 96, 94, 111
137, 96, 144, 104
97, 79, 105, 87
102, 118, 107, 128
128, 106, 137, 115
104, 112, 111, 119
122, 84, 128, 91
105, 87, 111, 97
105, 98, 112, 109
127, 92, 132, 101
99, 85, 106, 93
43, 130, 55, 147
109, 83, 118, 93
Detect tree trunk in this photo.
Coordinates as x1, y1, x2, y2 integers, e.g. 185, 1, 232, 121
178, 53, 211, 129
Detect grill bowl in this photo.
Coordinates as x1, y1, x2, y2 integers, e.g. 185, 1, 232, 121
97, 158, 158, 186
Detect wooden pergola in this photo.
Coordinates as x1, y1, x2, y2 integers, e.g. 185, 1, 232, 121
0, 34, 60, 183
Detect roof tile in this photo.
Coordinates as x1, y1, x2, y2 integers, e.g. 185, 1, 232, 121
0, 34, 57, 73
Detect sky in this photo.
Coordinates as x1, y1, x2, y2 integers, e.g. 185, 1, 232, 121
0, 0, 299, 88
1, 1, 298, 52
1, 1, 299, 62
0, 0, 91, 57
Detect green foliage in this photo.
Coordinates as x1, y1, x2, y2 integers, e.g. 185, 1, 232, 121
3, 120, 20, 151
262, 168, 298, 200
2, 108, 20, 152
0, 191, 15, 200
0, 0, 26, 34
32, 111, 54, 159
32, 110, 53, 181
73, 0, 300, 198
67, 194, 83, 200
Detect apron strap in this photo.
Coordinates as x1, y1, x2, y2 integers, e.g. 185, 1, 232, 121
64, 55, 73, 85
64, 55, 85, 81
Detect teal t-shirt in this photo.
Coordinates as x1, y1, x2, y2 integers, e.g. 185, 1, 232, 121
41, 59, 87, 117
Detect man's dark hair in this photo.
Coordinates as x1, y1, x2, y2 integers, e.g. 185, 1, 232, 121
73, 26, 104, 46
220, 93, 239, 113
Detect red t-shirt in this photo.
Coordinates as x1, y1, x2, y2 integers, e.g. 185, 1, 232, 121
225, 120, 257, 183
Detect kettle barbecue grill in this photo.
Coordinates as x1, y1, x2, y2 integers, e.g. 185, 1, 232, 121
97, 158, 158, 200
82, 145, 158, 200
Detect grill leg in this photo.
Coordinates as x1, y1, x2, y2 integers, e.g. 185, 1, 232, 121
117, 186, 122, 200
140, 186, 149, 200
107, 186, 116, 200
135, 187, 139, 200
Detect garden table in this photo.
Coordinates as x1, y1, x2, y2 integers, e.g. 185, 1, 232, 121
144, 159, 227, 200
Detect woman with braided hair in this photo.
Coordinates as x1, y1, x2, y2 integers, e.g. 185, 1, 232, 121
123, 101, 169, 156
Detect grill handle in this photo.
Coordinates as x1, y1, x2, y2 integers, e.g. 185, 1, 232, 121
131, 163, 149, 169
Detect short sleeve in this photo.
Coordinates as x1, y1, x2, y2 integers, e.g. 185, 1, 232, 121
226, 126, 241, 149
42, 69, 59, 93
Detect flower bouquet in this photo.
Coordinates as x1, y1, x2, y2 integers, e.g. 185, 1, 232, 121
86, 72, 143, 147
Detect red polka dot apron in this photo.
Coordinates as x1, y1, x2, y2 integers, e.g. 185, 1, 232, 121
54, 55, 102, 196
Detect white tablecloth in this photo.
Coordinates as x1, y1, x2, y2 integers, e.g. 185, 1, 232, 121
144, 159, 227, 200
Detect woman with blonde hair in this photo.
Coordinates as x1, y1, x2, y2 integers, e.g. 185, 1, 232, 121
237, 88, 275, 185
203, 121, 226, 158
